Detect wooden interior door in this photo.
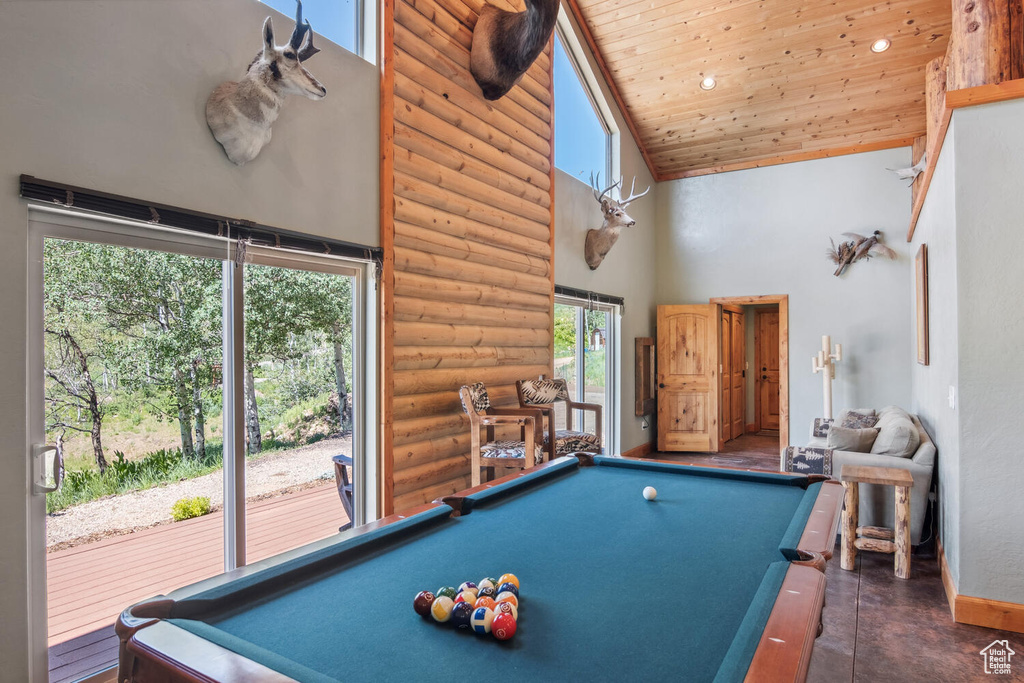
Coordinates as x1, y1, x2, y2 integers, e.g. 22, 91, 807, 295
721, 313, 733, 442
730, 312, 745, 437
756, 309, 780, 431
657, 305, 720, 452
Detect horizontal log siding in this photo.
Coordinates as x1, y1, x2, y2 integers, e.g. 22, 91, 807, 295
384, 0, 554, 513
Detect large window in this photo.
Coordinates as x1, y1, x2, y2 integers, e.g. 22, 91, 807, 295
553, 296, 620, 451
29, 209, 376, 682
553, 28, 612, 181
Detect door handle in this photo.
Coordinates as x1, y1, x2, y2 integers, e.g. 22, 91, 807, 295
32, 444, 64, 494
762, 367, 767, 371
659, 383, 665, 389
762, 375, 767, 380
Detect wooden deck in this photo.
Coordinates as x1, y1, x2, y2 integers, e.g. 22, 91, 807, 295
47, 482, 348, 683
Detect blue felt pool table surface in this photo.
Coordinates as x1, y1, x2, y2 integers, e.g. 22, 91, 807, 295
127, 456, 836, 683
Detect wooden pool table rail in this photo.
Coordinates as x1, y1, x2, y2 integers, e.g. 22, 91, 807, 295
116, 501, 448, 683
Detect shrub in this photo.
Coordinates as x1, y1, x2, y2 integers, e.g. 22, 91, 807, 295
170, 496, 212, 521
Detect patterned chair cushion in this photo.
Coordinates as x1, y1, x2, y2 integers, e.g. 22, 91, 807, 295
518, 378, 570, 404
553, 430, 601, 454
460, 382, 491, 415
481, 441, 545, 461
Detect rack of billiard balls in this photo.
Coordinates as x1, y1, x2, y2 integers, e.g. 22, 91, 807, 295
413, 574, 520, 641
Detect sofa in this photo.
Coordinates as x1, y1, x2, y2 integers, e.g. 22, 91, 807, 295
782, 406, 936, 545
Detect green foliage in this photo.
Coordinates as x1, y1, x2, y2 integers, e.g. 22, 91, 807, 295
171, 496, 212, 521
46, 445, 223, 514
553, 304, 576, 358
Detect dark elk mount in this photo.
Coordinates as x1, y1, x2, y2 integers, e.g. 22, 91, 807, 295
470, 0, 559, 100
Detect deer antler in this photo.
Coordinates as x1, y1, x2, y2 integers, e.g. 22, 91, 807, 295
289, 0, 321, 60
619, 177, 651, 206
589, 172, 621, 203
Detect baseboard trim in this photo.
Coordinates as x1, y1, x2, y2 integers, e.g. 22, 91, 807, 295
621, 441, 654, 459
937, 538, 1024, 633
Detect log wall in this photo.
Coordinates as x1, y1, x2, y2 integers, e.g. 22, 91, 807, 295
381, 0, 555, 514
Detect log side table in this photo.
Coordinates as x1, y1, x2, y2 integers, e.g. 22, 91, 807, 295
839, 465, 914, 579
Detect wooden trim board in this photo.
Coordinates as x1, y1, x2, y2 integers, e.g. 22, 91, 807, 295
620, 441, 654, 459
379, 0, 397, 517
937, 538, 1024, 633
709, 296, 790, 451
907, 78, 1024, 242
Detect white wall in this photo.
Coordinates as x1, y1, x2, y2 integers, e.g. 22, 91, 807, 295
655, 149, 915, 440
0, 1, 379, 677
908, 124, 960, 583
950, 100, 1024, 604
553, 12, 658, 455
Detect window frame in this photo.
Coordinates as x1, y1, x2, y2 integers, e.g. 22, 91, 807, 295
27, 205, 378, 573
553, 294, 621, 455
258, 0, 376, 64
553, 9, 619, 182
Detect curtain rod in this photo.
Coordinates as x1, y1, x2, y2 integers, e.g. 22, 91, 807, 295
20, 175, 383, 268
554, 284, 625, 309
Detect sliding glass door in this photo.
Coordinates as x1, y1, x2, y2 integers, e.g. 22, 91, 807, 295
28, 208, 375, 682
553, 296, 619, 452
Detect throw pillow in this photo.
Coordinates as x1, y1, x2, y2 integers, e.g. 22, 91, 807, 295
870, 416, 921, 458
838, 409, 878, 429
826, 425, 880, 452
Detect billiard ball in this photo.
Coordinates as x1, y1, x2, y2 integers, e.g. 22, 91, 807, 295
436, 586, 457, 600
413, 590, 436, 617
431, 596, 455, 623
478, 578, 496, 593
492, 613, 517, 640
494, 601, 518, 620
477, 586, 496, 599
495, 592, 518, 609
458, 581, 478, 593
497, 573, 519, 590
643, 486, 657, 501
450, 601, 475, 629
454, 591, 475, 605
474, 596, 497, 611
470, 607, 495, 634
496, 582, 519, 598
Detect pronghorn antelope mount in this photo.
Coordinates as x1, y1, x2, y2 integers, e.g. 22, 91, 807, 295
584, 173, 650, 270
470, 0, 559, 100
206, 1, 326, 165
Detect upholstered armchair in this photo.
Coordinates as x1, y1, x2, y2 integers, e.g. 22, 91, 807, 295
459, 383, 546, 486
515, 377, 603, 462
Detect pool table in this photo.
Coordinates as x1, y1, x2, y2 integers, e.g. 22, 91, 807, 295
117, 454, 843, 683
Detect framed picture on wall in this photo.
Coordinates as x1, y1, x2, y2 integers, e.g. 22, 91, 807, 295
916, 244, 929, 365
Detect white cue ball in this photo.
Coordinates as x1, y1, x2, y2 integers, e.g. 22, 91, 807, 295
643, 486, 657, 501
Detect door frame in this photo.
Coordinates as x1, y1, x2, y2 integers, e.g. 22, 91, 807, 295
709, 295, 789, 451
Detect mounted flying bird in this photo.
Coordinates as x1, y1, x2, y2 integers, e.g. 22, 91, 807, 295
826, 230, 897, 277
206, 1, 325, 165
470, 0, 559, 100
888, 153, 928, 185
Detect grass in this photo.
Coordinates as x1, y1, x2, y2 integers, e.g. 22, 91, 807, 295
47, 392, 342, 514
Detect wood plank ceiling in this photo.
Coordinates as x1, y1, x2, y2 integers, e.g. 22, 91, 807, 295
570, 0, 951, 179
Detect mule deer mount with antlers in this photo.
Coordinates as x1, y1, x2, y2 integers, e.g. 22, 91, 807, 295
470, 0, 559, 100
584, 173, 650, 270
206, 1, 326, 166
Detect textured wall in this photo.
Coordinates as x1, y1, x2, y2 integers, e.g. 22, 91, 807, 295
655, 149, 915, 441
0, 1, 380, 678
908, 123, 960, 584
383, 0, 554, 513
950, 100, 1024, 604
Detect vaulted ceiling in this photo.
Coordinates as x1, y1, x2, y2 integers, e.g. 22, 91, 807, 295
569, 0, 951, 179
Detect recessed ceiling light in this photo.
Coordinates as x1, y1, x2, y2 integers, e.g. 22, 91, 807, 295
870, 38, 891, 53
699, 76, 717, 91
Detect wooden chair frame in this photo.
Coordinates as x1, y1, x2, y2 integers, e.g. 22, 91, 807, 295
515, 377, 603, 462
459, 385, 545, 486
